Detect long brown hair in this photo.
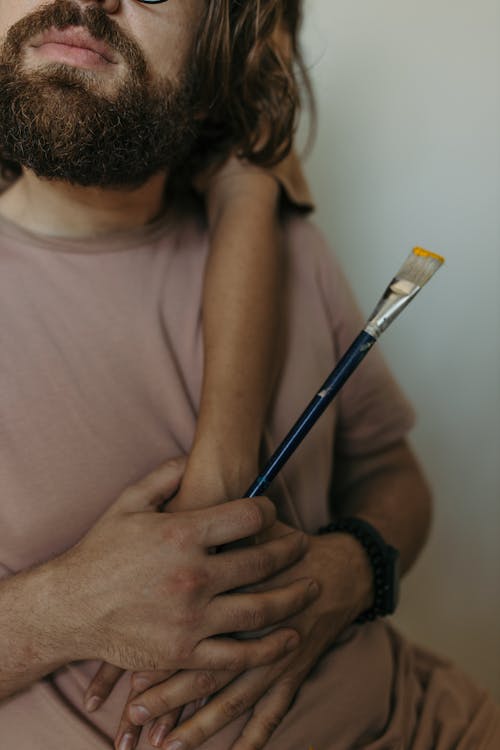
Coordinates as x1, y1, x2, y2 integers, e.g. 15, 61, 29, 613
0, 0, 314, 183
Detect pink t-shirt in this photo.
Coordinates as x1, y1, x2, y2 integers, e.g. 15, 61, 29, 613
0, 195, 496, 749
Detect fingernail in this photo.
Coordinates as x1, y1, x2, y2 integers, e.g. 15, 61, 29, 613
150, 724, 168, 747
118, 733, 134, 750
180, 702, 196, 721
129, 704, 151, 724
286, 634, 300, 652
85, 695, 102, 712
308, 580, 319, 597
164, 742, 184, 750
132, 676, 152, 691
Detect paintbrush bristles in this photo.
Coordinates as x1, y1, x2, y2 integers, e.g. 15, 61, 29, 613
396, 247, 445, 288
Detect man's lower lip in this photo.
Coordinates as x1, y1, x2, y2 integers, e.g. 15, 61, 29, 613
34, 43, 113, 68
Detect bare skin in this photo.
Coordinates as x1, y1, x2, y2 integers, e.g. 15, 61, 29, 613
0, 3, 433, 750
0, 457, 321, 704
0, 0, 205, 234
0, 0, 295, 734
84, 440, 432, 750
180, 158, 285, 508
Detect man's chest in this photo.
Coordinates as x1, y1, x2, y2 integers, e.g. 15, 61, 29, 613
0, 248, 203, 572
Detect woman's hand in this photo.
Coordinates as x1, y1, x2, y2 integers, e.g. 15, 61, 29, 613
118, 527, 374, 750
193, 152, 280, 226
83, 665, 173, 749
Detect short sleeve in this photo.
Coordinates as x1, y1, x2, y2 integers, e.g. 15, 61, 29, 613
269, 22, 314, 211
315, 239, 416, 456
273, 149, 315, 212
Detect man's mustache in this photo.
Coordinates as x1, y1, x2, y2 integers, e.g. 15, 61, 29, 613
1, 0, 146, 76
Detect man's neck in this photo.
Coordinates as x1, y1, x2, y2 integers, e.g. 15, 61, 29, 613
0, 169, 169, 238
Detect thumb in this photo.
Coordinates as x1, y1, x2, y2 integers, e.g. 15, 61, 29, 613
114, 456, 187, 514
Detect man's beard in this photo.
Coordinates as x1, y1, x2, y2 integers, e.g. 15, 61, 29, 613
0, 0, 200, 189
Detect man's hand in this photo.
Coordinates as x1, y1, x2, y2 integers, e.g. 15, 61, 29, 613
108, 525, 374, 750
52, 458, 319, 676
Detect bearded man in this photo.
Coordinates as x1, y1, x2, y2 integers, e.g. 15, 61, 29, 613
0, 2, 498, 750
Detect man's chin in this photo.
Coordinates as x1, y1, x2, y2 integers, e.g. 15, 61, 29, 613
0, 61, 200, 190
6, 151, 168, 190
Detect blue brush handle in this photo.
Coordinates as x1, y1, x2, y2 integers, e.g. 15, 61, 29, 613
245, 329, 377, 498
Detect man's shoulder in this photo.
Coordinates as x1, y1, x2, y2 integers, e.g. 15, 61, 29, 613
282, 213, 331, 259
280, 213, 342, 299
170, 196, 335, 264
171, 193, 331, 255
168, 198, 339, 295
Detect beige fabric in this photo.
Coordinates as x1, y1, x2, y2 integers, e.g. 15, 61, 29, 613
0, 193, 497, 748
271, 149, 315, 211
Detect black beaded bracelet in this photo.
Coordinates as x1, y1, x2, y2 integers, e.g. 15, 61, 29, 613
317, 517, 399, 624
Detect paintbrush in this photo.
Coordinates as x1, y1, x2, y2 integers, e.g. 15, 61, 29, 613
245, 247, 445, 498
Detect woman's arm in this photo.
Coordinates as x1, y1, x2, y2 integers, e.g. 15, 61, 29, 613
175, 157, 285, 509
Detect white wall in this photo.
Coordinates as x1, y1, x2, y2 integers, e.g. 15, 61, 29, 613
299, 0, 500, 699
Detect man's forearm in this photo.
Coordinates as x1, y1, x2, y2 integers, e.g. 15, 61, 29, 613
331, 440, 433, 575
0, 560, 76, 703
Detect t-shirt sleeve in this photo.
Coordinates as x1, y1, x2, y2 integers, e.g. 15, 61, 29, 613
267, 23, 314, 210
272, 149, 315, 212
315, 236, 416, 456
